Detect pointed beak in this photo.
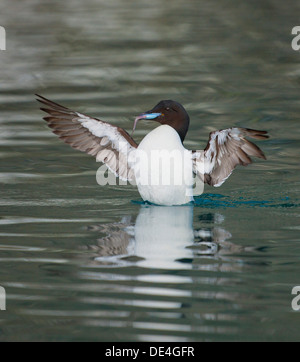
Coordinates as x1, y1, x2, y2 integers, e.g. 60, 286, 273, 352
132, 112, 161, 135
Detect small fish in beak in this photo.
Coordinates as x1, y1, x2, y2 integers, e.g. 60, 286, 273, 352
132, 112, 161, 135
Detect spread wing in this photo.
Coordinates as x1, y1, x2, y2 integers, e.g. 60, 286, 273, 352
36, 94, 137, 181
192, 127, 269, 187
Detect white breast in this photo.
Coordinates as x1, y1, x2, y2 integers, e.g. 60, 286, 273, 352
134, 125, 194, 206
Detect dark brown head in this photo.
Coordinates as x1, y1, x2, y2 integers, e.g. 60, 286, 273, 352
133, 100, 190, 143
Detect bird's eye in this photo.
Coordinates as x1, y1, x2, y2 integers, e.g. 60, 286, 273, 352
165, 107, 171, 111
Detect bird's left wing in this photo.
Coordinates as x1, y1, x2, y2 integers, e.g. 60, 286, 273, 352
36, 94, 137, 181
192, 127, 269, 187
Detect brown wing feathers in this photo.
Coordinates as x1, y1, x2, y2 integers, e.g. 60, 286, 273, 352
200, 127, 269, 187
36, 94, 137, 181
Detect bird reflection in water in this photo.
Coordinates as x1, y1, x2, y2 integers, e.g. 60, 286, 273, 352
81, 205, 233, 270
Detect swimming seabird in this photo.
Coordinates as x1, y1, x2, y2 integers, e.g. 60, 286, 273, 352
36, 95, 268, 205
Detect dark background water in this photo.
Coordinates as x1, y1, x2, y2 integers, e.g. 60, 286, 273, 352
0, 0, 299, 341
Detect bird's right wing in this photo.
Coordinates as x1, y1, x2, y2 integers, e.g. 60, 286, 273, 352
36, 94, 137, 181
